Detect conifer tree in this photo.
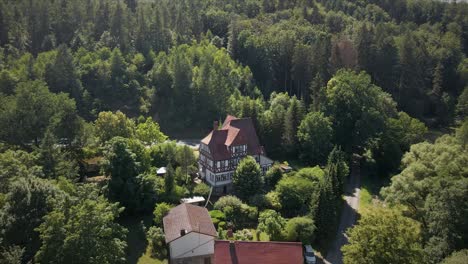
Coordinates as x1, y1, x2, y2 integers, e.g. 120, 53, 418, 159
282, 96, 305, 156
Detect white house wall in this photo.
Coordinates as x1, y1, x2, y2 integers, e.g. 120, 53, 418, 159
169, 232, 215, 259
205, 169, 232, 186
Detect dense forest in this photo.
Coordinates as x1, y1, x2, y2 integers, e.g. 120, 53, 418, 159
0, 0, 467, 264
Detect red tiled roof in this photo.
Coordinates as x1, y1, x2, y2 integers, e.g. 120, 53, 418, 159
214, 240, 304, 264
163, 204, 217, 243
201, 115, 264, 161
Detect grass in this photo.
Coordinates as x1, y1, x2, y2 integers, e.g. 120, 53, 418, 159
119, 214, 168, 264
137, 246, 168, 264
358, 163, 390, 213
359, 187, 373, 212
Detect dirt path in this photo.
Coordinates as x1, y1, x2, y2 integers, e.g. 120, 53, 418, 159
323, 157, 361, 264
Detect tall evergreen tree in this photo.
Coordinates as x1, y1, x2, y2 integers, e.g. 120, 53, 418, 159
45, 44, 82, 101
282, 96, 305, 156
164, 164, 175, 195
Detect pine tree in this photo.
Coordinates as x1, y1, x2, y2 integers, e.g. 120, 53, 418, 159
309, 73, 324, 111
355, 23, 374, 73
310, 6, 323, 24
44, 44, 82, 100
164, 164, 175, 195
326, 146, 349, 194
37, 130, 77, 180
135, 9, 150, 55
315, 170, 339, 248
432, 62, 444, 97
0, 2, 8, 45
95, 0, 110, 39
227, 20, 239, 59
282, 96, 305, 156
110, 2, 128, 51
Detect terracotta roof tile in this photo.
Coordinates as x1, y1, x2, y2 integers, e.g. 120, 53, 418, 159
163, 204, 217, 243
201, 116, 264, 161
214, 240, 304, 264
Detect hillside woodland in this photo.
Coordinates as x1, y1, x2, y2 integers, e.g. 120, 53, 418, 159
0, 0, 467, 264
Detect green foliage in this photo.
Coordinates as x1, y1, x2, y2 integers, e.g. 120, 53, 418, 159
342, 207, 423, 264
264, 165, 283, 190
284, 216, 316, 245
456, 87, 468, 118
282, 96, 306, 156
233, 156, 263, 200
146, 226, 166, 259
326, 147, 349, 195
0, 80, 81, 146
382, 133, 468, 263
35, 189, 128, 264
441, 249, 468, 264
275, 172, 320, 217
164, 164, 175, 197
209, 210, 226, 228
148, 141, 178, 168
0, 150, 43, 193
295, 166, 325, 181
297, 111, 333, 164
0, 1, 467, 262
315, 168, 340, 247
175, 145, 196, 179
213, 195, 258, 228
0, 246, 24, 264
233, 229, 254, 241
135, 117, 167, 145
103, 137, 156, 213
193, 183, 211, 197
456, 118, 468, 148
36, 130, 78, 180
257, 210, 286, 241
95, 111, 135, 144
153, 203, 173, 227
372, 111, 427, 175
324, 70, 397, 151
0, 177, 63, 261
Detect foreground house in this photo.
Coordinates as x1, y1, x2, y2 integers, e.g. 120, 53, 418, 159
163, 204, 304, 264
163, 204, 217, 264
198, 115, 273, 194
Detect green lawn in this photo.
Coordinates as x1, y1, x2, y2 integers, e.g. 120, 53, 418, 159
137, 247, 168, 264
359, 187, 373, 212
358, 165, 390, 213
120, 214, 168, 264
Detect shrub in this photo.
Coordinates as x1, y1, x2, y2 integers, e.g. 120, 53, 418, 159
193, 183, 211, 197
153, 203, 173, 226
284, 217, 316, 244
214, 195, 258, 228
234, 229, 253, 241
146, 226, 167, 258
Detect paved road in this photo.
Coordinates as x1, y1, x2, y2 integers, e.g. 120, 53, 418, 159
175, 139, 200, 149
323, 156, 361, 264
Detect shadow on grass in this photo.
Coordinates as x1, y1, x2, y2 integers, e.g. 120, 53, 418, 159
119, 214, 154, 264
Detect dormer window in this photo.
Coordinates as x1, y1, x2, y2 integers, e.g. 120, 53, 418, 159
232, 144, 247, 154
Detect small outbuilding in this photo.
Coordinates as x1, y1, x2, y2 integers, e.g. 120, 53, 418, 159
180, 196, 206, 206
163, 203, 217, 264
157, 167, 167, 176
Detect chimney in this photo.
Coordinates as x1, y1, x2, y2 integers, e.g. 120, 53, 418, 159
213, 121, 219, 131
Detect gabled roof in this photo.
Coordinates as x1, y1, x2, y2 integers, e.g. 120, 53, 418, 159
201, 115, 264, 161
163, 204, 217, 243
214, 240, 304, 264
